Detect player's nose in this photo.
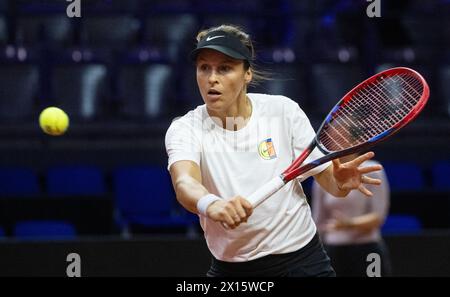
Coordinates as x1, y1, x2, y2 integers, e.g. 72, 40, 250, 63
208, 70, 219, 84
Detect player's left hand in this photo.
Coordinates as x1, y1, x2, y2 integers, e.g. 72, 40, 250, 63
332, 152, 382, 196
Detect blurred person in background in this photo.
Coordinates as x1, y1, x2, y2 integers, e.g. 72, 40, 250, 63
312, 153, 392, 277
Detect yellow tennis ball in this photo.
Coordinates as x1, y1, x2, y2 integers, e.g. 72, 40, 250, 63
39, 107, 69, 136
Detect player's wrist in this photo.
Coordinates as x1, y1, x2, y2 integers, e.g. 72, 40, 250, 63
197, 194, 221, 216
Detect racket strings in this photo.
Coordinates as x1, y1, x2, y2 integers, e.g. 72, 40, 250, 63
329, 75, 421, 144
327, 74, 422, 147
319, 73, 424, 151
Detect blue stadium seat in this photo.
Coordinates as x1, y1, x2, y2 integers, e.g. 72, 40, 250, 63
432, 162, 450, 190
0, 63, 39, 122
46, 165, 106, 197
117, 62, 175, 119
400, 16, 440, 47
81, 15, 140, 49
144, 14, 197, 45
381, 214, 422, 235
113, 166, 192, 232
383, 162, 425, 191
144, 14, 198, 62
13, 220, 76, 239
0, 226, 5, 238
253, 14, 292, 48
16, 15, 73, 47
82, 0, 139, 13
288, 17, 315, 55
0, 167, 40, 197
310, 63, 364, 115
50, 61, 108, 120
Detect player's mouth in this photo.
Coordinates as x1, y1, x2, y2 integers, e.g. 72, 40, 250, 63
207, 89, 222, 100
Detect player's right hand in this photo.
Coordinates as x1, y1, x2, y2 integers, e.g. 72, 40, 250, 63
206, 196, 253, 229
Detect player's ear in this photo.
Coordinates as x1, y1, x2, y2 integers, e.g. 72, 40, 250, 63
244, 68, 252, 85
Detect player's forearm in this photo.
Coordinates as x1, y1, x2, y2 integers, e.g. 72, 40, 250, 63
349, 213, 382, 233
174, 176, 210, 214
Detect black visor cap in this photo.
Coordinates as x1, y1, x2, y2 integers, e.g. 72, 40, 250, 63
189, 30, 252, 62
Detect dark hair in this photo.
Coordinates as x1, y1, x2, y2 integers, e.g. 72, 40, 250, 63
195, 24, 270, 86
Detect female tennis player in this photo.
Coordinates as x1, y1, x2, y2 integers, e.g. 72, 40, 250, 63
165, 24, 383, 277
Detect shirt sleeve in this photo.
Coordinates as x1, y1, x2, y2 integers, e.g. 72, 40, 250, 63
165, 119, 202, 171
291, 103, 331, 181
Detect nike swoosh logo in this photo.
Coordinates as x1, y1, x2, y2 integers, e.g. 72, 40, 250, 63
206, 35, 225, 41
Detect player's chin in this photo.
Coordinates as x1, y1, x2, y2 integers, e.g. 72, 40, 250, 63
204, 97, 224, 110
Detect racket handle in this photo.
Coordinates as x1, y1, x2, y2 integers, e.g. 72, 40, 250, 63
247, 176, 285, 208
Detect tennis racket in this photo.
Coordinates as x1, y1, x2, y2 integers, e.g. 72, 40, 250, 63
247, 67, 429, 208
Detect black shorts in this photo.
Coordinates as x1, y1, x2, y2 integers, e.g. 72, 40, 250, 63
207, 233, 336, 277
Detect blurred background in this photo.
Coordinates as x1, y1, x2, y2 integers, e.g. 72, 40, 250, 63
0, 0, 449, 276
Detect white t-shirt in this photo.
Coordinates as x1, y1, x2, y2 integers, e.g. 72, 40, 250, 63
165, 93, 330, 262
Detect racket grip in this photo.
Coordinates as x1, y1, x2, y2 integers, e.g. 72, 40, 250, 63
247, 176, 285, 208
